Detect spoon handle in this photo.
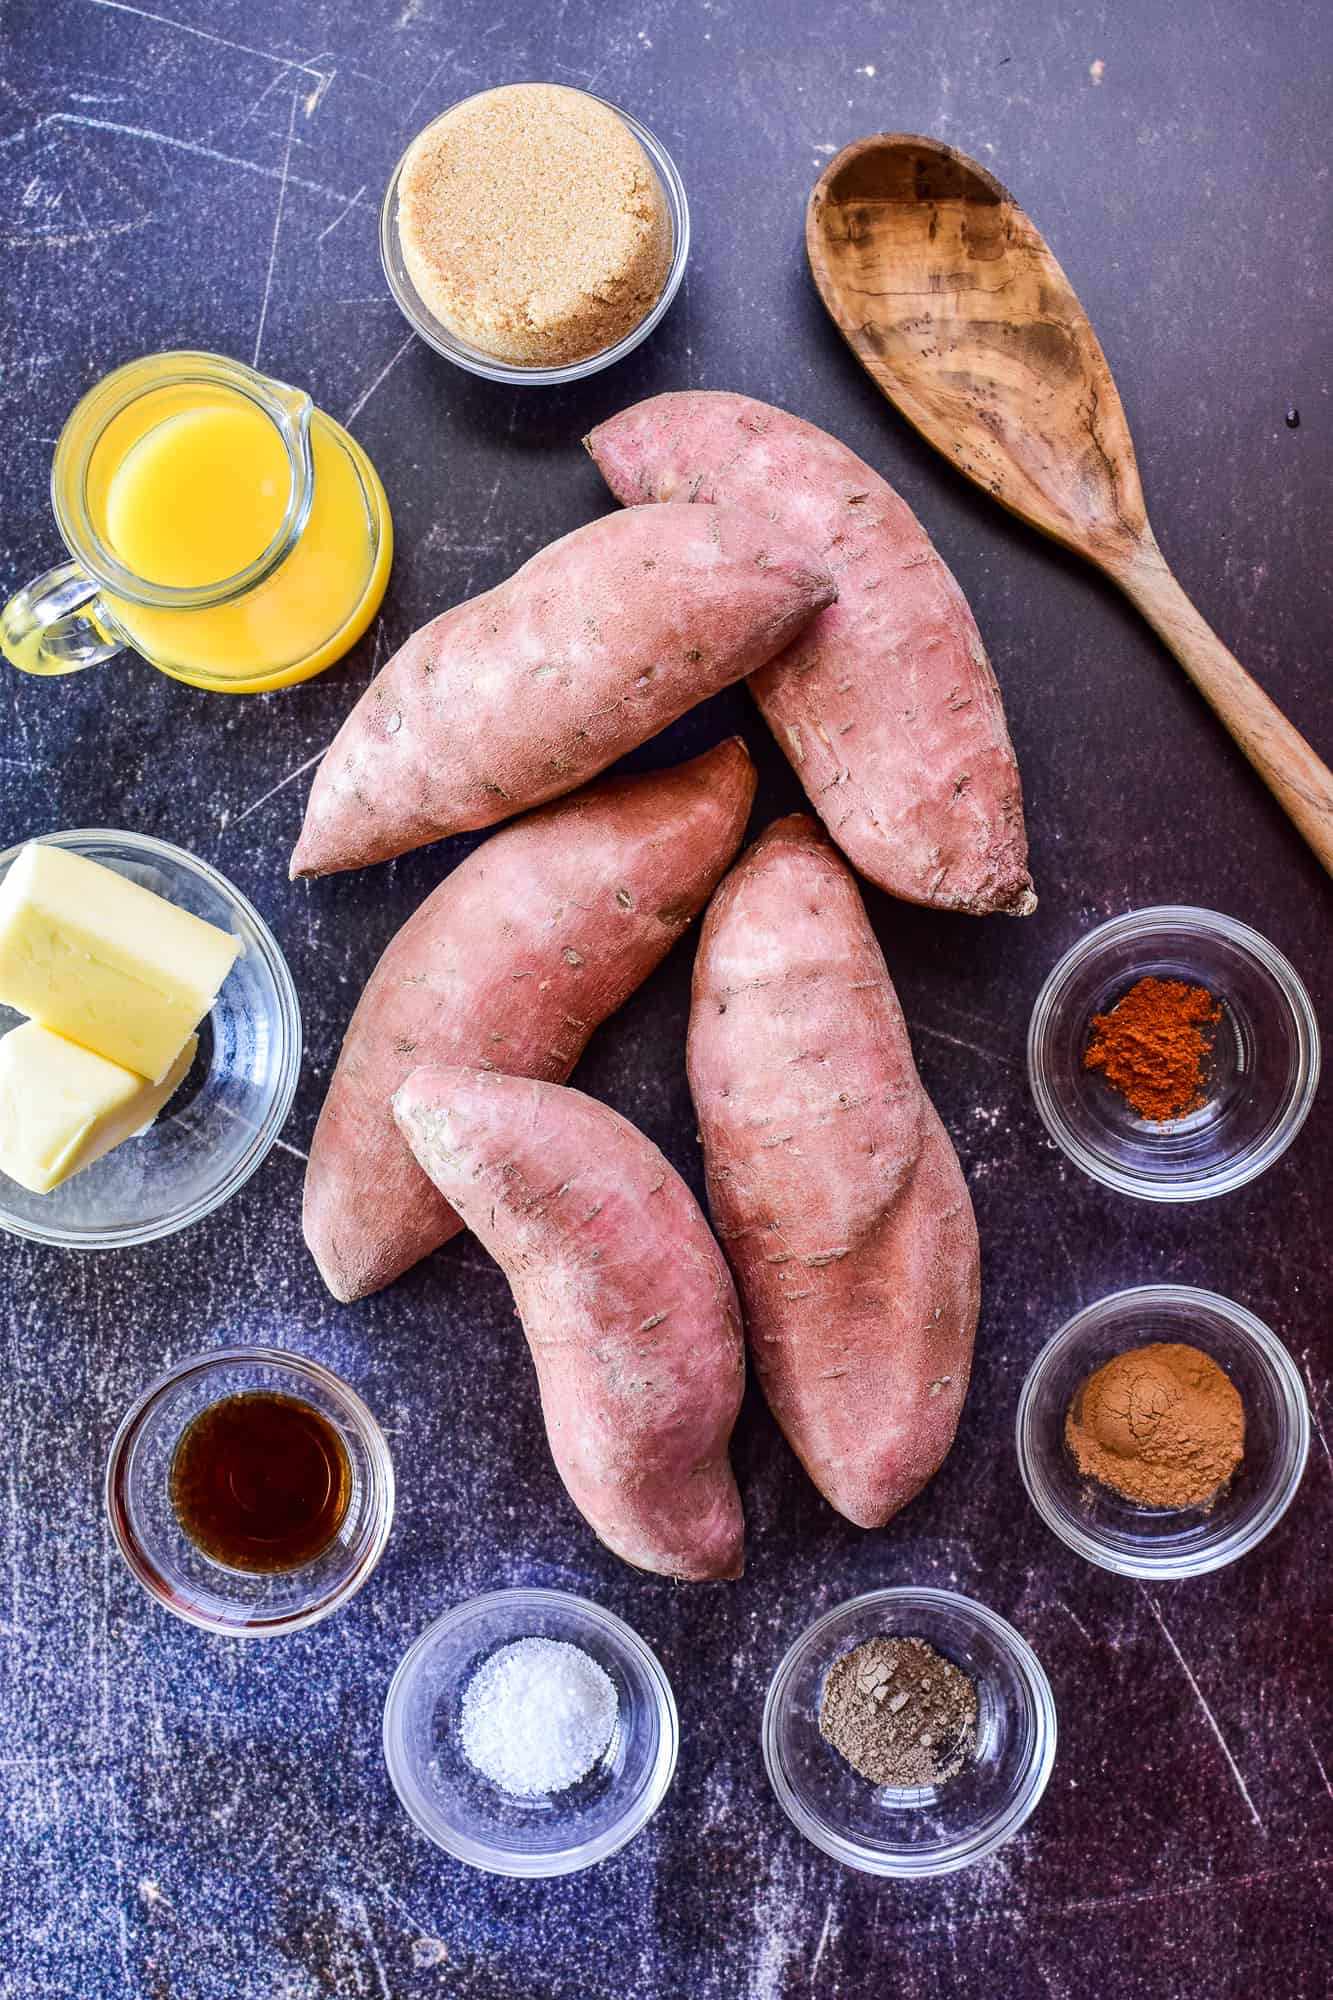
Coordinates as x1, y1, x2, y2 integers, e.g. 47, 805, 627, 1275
1115, 546, 1333, 879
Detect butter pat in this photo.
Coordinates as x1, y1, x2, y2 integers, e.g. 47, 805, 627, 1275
0, 843, 239, 1081
0, 1022, 197, 1193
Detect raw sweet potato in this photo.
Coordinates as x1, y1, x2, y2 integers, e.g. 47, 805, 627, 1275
587, 390, 1034, 916
291, 503, 833, 878
304, 739, 756, 1303
393, 1066, 746, 1580
687, 815, 980, 1528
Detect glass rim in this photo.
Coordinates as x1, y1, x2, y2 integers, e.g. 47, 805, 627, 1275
379, 88, 690, 385
760, 1586, 1057, 1878
1027, 904, 1321, 1201
51, 350, 315, 610
382, 1586, 680, 1877
104, 1345, 395, 1636
1015, 1284, 1311, 1579
0, 828, 302, 1249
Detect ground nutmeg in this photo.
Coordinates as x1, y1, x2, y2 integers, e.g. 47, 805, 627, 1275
819, 1636, 978, 1788
1083, 975, 1221, 1121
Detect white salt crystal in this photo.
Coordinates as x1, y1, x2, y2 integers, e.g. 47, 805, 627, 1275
459, 1637, 618, 1798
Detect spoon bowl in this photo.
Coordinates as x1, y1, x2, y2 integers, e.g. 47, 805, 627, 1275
807, 133, 1333, 879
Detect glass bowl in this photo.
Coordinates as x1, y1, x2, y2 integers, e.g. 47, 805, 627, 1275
762, 1588, 1056, 1878
383, 1588, 678, 1876
1028, 906, 1319, 1201
0, 829, 301, 1248
1016, 1285, 1309, 1579
106, 1348, 394, 1635
380, 90, 690, 385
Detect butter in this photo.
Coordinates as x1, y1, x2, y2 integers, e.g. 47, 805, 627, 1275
0, 1022, 197, 1193
0, 843, 240, 1081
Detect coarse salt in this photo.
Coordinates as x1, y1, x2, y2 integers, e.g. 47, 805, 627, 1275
459, 1637, 618, 1798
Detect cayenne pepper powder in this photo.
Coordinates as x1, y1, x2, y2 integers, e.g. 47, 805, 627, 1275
1083, 976, 1220, 1121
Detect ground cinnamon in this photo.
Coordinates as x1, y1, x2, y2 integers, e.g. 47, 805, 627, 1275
1065, 1341, 1244, 1510
1083, 975, 1220, 1121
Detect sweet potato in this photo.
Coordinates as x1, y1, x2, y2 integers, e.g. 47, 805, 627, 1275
687, 815, 980, 1528
393, 1066, 746, 1580
304, 739, 756, 1303
291, 504, 833, 878
587, 390, 1034, 916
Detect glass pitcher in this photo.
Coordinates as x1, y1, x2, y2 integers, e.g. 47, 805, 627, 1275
2, 351, 393, 695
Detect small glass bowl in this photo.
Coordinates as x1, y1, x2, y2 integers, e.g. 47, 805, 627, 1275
0, 829, 301, 1248
762, 1588, 1056, 1878
106, 1348, 394, 1635
383, 1588, 678, 1876
380, 89, 690, 385
1028, 905, 1319, 1201
1016, 1285, 1309, 1579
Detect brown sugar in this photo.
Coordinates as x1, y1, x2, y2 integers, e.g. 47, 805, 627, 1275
397, 84, 672, 367
1065, 1341, 1245, 1510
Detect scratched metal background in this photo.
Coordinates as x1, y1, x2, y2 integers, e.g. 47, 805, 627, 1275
2, 1, 1330, 1995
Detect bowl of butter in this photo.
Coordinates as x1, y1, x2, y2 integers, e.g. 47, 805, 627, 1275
0, 830, 301, 1248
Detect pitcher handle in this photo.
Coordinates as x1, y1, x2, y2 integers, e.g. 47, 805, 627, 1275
1, 560, 126, 676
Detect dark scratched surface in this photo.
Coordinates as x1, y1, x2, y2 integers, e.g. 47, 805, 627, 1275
2, 1, 1331, 1995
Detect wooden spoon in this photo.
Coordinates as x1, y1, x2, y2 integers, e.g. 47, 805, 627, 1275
807, 133, 1333, 878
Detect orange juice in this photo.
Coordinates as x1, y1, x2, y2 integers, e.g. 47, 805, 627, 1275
80, 376, 392, 690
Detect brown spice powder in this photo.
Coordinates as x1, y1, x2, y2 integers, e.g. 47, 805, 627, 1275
819, 1635, 978, 1788
1065, 1340, 1245, 1510
397, 84, 671, 367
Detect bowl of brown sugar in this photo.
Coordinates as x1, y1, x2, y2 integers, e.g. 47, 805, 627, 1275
1027, 906, 1320, 1202
381, 83, 688, 383
1017, 1285, 1310, 1578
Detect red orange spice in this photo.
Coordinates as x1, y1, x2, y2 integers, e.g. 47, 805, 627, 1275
1083, 976, 1220, 1122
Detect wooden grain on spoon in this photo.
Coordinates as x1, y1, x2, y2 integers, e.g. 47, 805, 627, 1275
807, 133, 1333, 879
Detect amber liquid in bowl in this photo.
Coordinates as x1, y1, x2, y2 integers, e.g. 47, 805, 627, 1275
170, 1391, 351, 1574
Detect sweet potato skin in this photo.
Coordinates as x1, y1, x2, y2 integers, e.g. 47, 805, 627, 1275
587, 390, 1034, 917
687, 815, 980, 1528
393, 1066, 746, 1581
304, 739, 756, 1303
291, 503, 833, 878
